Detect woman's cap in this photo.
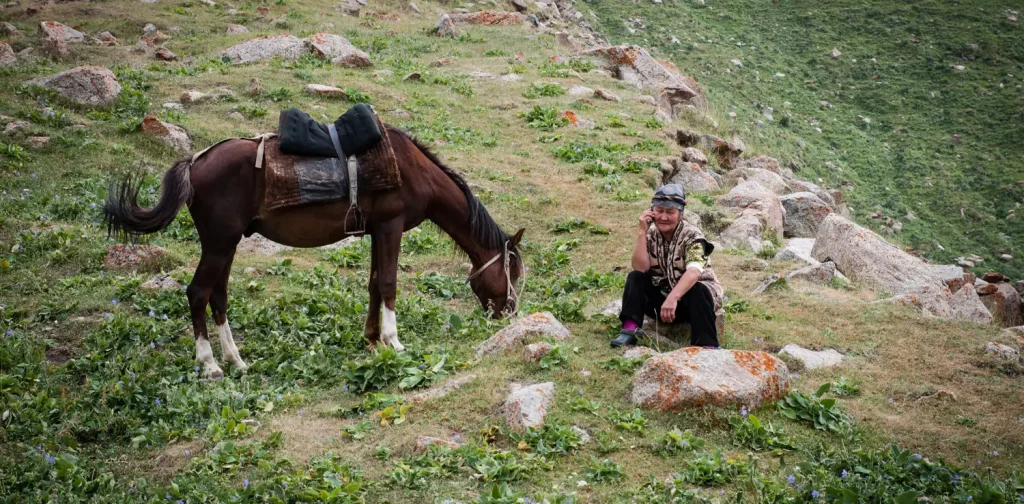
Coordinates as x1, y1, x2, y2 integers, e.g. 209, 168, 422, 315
652, 183, 686, 210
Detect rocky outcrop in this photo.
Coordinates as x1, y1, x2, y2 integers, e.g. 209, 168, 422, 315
976, 281, 1024, 327
779, 192, 831, 238
39, 21, 85, 44
984, 342, 1020, 362
501, 382, 554, 431
222, 34, 307, 64
307, 32, 372, 67
474, 312, 570, 357
735, 155, 791, 178
26, 66, 122, 107
716, 180, 784, 251
778, 344, 844, 370
447, 11, 528, 25
141, 115, 192, 152
734, 167, 789, 195
631, 348, 790, 409
584, 45, 706, 117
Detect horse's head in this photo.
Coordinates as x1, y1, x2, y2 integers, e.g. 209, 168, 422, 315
469, 228, 525, 319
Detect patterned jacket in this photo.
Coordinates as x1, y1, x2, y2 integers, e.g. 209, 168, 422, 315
646, 221, 724, 312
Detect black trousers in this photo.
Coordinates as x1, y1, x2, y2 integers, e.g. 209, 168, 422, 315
619, 270, 719, 347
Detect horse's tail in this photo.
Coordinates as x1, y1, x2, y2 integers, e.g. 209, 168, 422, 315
104, 159, 193, 240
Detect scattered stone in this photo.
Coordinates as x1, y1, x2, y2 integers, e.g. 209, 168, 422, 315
475, 312, 570, 357
104, 244, 169, 271
143, 23, 157, 34
786, 261, 838, 284
730, 58, 742, 68
599, 299, 622, 317
336, 0, 361, 16
237, 234, 290, 255
154, 47, 177, 60
415, 436, 460, 452
223, 34, 306, 64
152, 30, 171, 43
179, 90, 209, 104
498, 73, 522, 82
571, 425, 590, 444
779, 192, 832, 238
952, 65, 965, 71
982, 271, 1008, 284
3, 120, 28, 134
408, 1, 421, 13
680, 147, 707, 166
788, 179, 836, 207
568, 85, 594, 98
38, 21, 85, 44
594, 88, 620, 102
829, 48, 841, 58
984, 342, 1020, 361
524, 342, 553, 362
307, 32, 372, 67
584, 46, 704, 109
509, 0, 528, 12
0, 41, 16, 67
623, 346, 658, 360
26, 66, 122, 107
655, 85, 702, 121
739, 257, 770, 271
735, 155, 790, 178
403, 71, 422, 81
697, 134, 744, 169
501, 382, 554, 431
999, 254, 1013, 261
778, 344, 844, 370
93, 31, 118, 46
226, 24, 248, 34
141, 115, 192, 152
141, 274, 182, 290
468, 71, 494, 79
752, 274, 787, 294
433, 14, 458, 37
406, 373, 478, 404
2, 22, 19, 37
631, 348, 790, 409
26, 136, 49, 148
304, 84, 348, 98
430, 57, 455, 67
735, 167, 789, 194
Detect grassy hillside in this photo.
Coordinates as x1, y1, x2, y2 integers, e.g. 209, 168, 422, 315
1, 0, 1023, 502
587, 0, 1024, 277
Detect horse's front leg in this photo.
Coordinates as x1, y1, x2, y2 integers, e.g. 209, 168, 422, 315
373, 219, 405, 352
363, 234, 382, 349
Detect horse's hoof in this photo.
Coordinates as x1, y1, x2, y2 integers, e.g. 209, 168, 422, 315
229, 359, 248, 371
202, 364, 224, 380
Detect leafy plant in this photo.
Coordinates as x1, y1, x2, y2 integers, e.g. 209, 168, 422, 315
415, 272, 463, 300
520, 105, 568, 131
340, 420, 373, 440
594, 430, 621, 455
265, 87, 294, 102
778, 383, 853, 433
730, 413, 796, 451
606, 408, 647, 434
585, 456, 624, 483
205, 405, 252, 441
509, 423, 583, 457
568, 397, 601, 415
677, 451, 748, 486
397, 352, 449, 390
600, 355, 646, 374
830, 376, 862, 396
523, 82, 566, 98
323, 237, 371, 267
653, 427, 705, 456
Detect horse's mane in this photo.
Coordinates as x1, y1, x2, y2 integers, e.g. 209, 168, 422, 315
392, 127, 511, 253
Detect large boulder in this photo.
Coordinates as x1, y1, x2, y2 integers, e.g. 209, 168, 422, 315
0, 41, 16, 67
788, 179, 836, 207
984, 342, 1020, 362
583, 45, 705, 106
26, 66, 121, 107
976, 281, 1024, 327
735, 155, 790, 179
778, 344, 844, 370
39, 21, 85, 44
501, 382, 554, 431
719, 210, 771, 252
223, 34, 306, 64
779, 192, 832, 238
698, 134, 744, 170
717, 180, 784, 247
631, 348, 790, 409
661, 159, 720, 193
655, 85, 703, 122
892, 284, 993, 324
474, 312, 570, 357
735, 168, 789, 195
306, 32, 372, 67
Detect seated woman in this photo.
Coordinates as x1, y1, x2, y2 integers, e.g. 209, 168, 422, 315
612, 183, 724, 348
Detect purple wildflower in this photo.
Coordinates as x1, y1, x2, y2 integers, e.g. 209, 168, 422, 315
111, 299, 118, 305
243, 478, 249, 489
812, 490, 820, 498
841, 469, 848, 478
577, 389, 584, 396
787, 475, 795, 485
277, 393, 283, 400
184, 449, 190, 456
993, 451, 999, 457
47, 455, 55, 464
155, 398, 162, 405
5, 329, 13, 337
740, 407, 748, 417
151, 341, 156, 349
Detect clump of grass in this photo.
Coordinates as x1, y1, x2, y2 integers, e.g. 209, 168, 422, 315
523, 82, 565, 98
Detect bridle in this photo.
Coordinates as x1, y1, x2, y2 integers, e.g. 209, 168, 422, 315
466, 240, 526, 318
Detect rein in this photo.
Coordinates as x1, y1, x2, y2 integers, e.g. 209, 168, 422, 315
466, 240, 526, 318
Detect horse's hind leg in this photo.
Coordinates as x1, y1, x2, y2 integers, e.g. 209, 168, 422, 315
209, 249, 246, 370
188, 251, 233, 379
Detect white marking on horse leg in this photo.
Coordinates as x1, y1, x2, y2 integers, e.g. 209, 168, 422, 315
381, 307, 404, 352
217, 320, 248, 370
196, 336, 223, 379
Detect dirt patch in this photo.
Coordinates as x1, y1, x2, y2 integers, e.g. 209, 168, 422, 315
258, 410, 348, 464
146, 439, 205, 482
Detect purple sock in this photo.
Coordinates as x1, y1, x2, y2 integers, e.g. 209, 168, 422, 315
622, 320, 639, 331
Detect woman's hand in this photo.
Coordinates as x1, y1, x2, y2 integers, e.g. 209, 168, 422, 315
639, 210, 655, 233
660, 297, 677, 323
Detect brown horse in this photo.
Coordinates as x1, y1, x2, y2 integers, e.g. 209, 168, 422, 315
105, 125, 525, 379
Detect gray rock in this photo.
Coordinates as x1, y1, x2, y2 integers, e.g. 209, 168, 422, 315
237, 234, 291, 256
774, 238, 818, 265
786, 261, 837, 283
599, 299, 622, 317
779, 192, 832, 238
38, 21, 85, 43
735, 167, 789, 194
524, 342, 553, 362
141, 274, 181, 290
307, 32, 372, 67
407, 374, 478, 404
661, 159, 720, 193
141, 115, 191, 152
474, 312, 570, 357
222, 34, 306, 64
778, 344, 844, 369
752, 273, 787, 294
26, 66, 121, 107
631, 348, 790, 409
568, 85, 594, 97
501, 382, 555, 431
415, 436, 460, 452
984, 342, 1019, 361
787, 180, 834, 207
623, 346, 658, 360
226, 24, 248, 34
0, 41, 16, 67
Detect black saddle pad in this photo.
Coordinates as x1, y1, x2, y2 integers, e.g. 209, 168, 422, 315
278, 103, 382, 158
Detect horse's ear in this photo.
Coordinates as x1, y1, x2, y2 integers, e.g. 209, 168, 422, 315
510, 228, 525, 248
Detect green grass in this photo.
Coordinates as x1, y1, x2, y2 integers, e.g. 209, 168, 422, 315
0, 0, 1022, 502
588, 0, 1024, 278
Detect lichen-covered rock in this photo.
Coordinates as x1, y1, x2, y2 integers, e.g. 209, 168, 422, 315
38, 21, 85, 44
631, 348, 790, 409
735, 155, 790, 179
788, 179, 836, 208
774, 238, 818, 265
583, 45, 703, 105
501, 382, 554, 431
141, 274, 182, 290
984, 342, 1020, 361
780, 192, 832, 238
415, 436, 460, 452
304, 84, 347, 98
786, 261, 837, 284
655, 85, 702, 121
623, 346, 658, 360
698, 134, 744, 169
661, 159, 720, 193
735, 167, 789, 195
26, 66, 121, 107
523, 342, 553, 362
0, 41, 16, 67
719, 209, 770, 252
474, 312, 570, 357
141, 115, 191, 152
306, 32, 372, 67
223, 34, 306, 64
892, 284, 993, 324
434, 14, 458, 37
717, 180, 784, 249
778, 344, 844, 370
976, 281, 1024, 327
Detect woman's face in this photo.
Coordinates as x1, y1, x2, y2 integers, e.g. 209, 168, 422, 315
653, 205, 680, 234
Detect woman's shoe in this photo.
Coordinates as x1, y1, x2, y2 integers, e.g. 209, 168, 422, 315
610, 328, 643, 347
